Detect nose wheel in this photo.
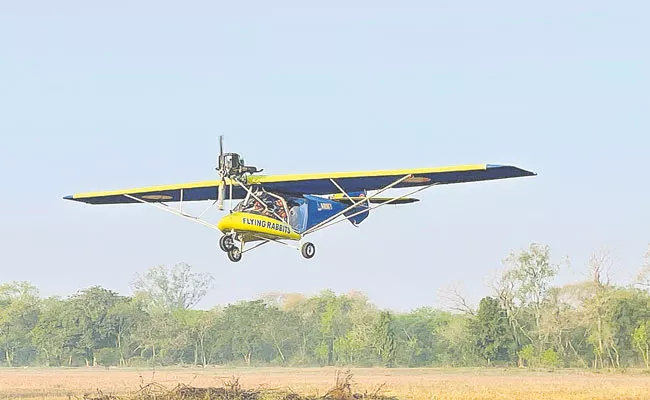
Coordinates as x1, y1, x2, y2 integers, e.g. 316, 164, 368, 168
227, 247, 242, 262
301, 242, 316, 259
219, 235, 236, 252
220, 234, 242, 262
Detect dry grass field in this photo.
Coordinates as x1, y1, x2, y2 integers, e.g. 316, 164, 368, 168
1, 367, 650, 400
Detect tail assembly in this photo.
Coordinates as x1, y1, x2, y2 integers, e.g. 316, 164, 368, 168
328, 191, 420, 226
342, 191, 370, 226
303, 190, 420, 231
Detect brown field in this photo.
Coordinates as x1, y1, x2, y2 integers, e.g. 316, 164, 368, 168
1, 367, 650, 400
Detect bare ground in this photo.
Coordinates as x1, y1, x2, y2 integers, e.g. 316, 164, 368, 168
1, 367, 650, 400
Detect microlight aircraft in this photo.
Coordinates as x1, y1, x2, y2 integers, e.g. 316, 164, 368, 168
64, 137, 535, 262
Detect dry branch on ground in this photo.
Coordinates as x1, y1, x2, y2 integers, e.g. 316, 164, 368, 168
81, 372, 398, 400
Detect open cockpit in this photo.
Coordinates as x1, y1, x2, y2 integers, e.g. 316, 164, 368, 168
233, 189, 308, 234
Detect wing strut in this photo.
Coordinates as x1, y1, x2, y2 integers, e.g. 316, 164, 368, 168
302, 174, 413, 236
304, 182, 440, 236
329, 179, 356, 203
123, 194, 220, 231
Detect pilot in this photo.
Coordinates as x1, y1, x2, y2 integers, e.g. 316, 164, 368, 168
275, 199, 287, 221
253, 200, 263, 214
262, 199, 276, 218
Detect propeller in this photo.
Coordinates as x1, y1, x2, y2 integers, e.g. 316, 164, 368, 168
217, 135, 226, 210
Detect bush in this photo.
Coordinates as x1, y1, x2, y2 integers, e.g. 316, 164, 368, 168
519, 345, 537, 367
540, 349, 562, 368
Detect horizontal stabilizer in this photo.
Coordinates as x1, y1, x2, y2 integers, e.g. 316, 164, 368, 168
330, 196, 420, 205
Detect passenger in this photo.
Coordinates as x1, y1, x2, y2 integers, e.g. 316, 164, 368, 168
275, 199, 287, 221
253, 201, 263, 214
262, 200, 276, 218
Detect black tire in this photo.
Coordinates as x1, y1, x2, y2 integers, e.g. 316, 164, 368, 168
301, 242, 316, 259
219, 235, 235, 252
227, 248, 242, 262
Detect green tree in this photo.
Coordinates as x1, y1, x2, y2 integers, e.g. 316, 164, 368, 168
539, 284, 589, 368
333, 292, 379, 366
581, 251, 621, 369
105, 297, 147, 366
471, 297, 513, 365
67, 287, 128, 366
607, 288, 650, 367
261, 306, 301, 365
0, 282, 40, 366
438, 314, 479, 367
312, 291, 352, 366
31, 297, 70, 366
375, 311, 396, 367
131, 304, 178, 366
393, 308, 451, 367
219, 300, 268, 366
502, 243, 559, 355
279, 294, 321, 366
632, 321, 650, 369
176, 308, 221, 366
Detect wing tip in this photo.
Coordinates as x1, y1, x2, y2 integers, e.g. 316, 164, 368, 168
63, 195, 87, 203
486, 164, 537, 177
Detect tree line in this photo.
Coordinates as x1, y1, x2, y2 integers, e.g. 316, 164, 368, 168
2, 244, 650, 369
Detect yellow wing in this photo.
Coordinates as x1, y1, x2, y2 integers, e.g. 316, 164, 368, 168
64, 164, 534, 205
248, 164, 535, 195
64, 180, 239, 205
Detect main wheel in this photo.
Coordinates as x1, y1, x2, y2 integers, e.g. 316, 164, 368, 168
219, 235, 235, 252
227, 248, 242, 262
301, 242, 316, 259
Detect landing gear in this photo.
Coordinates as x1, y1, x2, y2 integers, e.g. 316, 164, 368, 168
219, 235, 235, 252
221, 235, 242, 262
301, 242, 316, 259
220, 235, 315, 261
227, 247, 242, 262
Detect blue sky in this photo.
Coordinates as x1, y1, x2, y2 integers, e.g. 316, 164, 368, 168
1, 1, 648, 311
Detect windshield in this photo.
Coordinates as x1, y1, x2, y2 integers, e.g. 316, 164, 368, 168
235, 191, 288, 222
288, 198, 308, 233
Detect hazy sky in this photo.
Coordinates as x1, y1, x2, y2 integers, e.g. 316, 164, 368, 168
1, 1, 648, 311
